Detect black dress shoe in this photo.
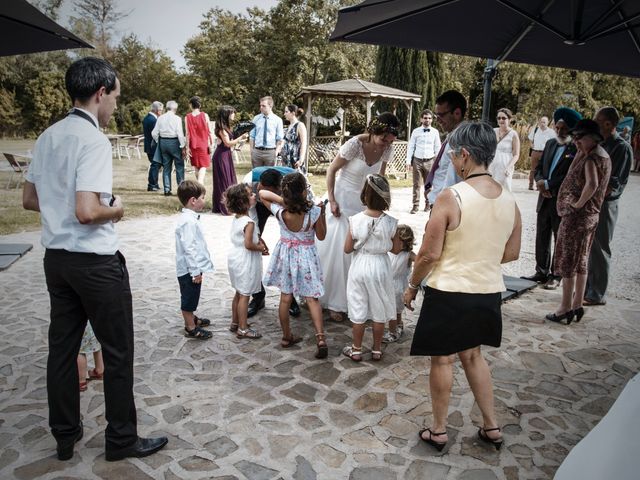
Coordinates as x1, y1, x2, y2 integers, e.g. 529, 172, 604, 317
164, 191, 172, 196
247, 299, 265, 318
147, 186, 160, 192
57, 426, 83, 461
289, 302, 301, 317
521, 272, 548, 283
105, 436, 168, 462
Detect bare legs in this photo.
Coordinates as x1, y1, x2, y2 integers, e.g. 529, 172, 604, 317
232, 292, 250, 330
557, 275, 575, 314
571, 273, 587, 310
423, 347, 501, 443
196, 167, 206, 184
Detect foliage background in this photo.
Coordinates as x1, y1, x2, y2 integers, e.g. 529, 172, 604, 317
1, 0, 639, 138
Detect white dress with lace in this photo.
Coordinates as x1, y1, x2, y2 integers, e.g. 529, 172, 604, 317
489, 128, 517, 191
316, 136, 393, 313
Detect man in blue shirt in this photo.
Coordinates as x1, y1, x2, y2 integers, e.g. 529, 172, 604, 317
143, 101, 163, 191
249, 96, 284, 168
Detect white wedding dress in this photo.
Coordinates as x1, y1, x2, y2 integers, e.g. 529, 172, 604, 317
316, 136, 393, 313
489, 128, 517, 191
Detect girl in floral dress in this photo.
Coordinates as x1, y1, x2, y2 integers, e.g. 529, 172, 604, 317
260, 172, 328, 358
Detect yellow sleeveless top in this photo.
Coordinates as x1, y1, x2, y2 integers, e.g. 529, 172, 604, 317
427, 181, 516, 293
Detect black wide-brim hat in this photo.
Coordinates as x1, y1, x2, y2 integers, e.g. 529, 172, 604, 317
570, 119, 604, 143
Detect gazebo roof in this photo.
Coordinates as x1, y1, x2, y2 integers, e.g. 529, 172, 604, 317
297, 78, 421, 102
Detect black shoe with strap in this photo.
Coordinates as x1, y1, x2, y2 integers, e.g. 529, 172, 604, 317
105, 436, 168, 462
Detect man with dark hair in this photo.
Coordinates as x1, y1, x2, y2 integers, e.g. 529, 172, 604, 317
584, 106, 633, 305
406, 109, 441, 213
143, 101, 163, 191
522, 107, 581, 288
424, 90, 466, 207
23, 57, 167, 462
242, 166, 301, 317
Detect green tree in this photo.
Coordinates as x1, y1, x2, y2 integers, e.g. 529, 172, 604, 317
23, 71, 70, 135
0, 88, 23, 136
72, 0, 130, 57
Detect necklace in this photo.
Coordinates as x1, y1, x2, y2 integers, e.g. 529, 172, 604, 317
465, 172, 492, 180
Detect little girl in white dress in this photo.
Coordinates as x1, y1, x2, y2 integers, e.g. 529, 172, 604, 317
343, 174, 401, 361
225, 184, 267, 339
261, 172, 329, 358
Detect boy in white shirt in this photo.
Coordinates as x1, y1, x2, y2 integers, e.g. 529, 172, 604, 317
176, 180, 214, 339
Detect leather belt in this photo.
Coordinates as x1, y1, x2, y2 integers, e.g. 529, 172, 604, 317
414, 156, 435, 161
255, 147, 276, 150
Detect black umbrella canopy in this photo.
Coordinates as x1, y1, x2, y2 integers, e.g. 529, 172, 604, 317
331, 0, 640, 79
0, 0, 93, 56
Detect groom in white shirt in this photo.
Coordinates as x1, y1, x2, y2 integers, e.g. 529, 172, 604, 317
406, 109, 441, 213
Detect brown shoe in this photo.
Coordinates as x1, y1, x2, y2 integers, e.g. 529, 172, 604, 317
410, 207, 418, 214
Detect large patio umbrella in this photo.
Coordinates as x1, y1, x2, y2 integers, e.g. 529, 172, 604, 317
0, 0, 93, 56
331, 0, 640, 118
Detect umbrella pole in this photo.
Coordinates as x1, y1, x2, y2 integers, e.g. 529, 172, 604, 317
481, 59, 497, 122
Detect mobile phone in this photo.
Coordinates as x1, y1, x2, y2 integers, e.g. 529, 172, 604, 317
109, 195, 115, 206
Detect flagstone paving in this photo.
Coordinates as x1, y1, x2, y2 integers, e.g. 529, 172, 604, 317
0, 178, 638, 479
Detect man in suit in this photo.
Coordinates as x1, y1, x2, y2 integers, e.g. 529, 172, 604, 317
584, 107, 633, 305
522, 107, 582, 289
143, 101, 163, 191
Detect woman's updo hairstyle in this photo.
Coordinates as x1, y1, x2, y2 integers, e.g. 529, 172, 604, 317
497, 107, 513, 119
285, 104, 304, 118
447, 121, 497, 168
190, 96, 202, 109
367, 112, 400, 137
281, 172, 312, 214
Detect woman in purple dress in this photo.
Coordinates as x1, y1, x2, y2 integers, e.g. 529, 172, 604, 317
212, 106, 248, 214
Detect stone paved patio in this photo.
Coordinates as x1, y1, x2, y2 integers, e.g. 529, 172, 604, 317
1, 177, 639, 479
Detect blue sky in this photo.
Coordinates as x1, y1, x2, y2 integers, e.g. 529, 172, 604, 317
59, 0, 279, 69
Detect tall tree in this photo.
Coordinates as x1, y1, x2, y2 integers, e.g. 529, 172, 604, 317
73, 0, 130, 57
375, 46, 442, 132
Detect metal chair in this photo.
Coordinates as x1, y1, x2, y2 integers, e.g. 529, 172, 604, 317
124, 135, 142, 160
4, 153, 29, 189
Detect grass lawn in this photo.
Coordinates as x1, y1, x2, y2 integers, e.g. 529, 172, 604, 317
0, 142, 412, 236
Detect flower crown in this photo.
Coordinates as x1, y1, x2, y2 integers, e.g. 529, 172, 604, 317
367, 117, 399, 136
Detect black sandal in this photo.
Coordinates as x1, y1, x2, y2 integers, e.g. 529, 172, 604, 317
194, 316, 211, 327
184, 326, 212, 340
478, 426, 503, 450
418, 428, 447, 451
315, 333, 328, 359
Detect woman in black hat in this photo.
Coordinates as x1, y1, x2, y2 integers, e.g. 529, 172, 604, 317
547, 119, 612, 325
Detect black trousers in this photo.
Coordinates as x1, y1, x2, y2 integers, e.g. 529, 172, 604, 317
44, 249, 137, 449
535, 198, 561, 278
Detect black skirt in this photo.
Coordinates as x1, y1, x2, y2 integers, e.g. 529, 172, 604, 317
410, 287, 502, 356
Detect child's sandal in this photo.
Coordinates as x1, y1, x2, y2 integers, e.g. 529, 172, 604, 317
79, 381, 88, 392
371, 350, 383, 361
342, 345, 362, 362
281, 334, 303, 348
237, 328, 262, 339
229, 322, 251, 333
185, 326, 212, 340
194, 316, 211, 327
88, 368, 103, 380
315, 333, 328, 359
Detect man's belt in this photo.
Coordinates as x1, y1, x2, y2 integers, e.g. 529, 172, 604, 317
255, 146, 276, 150
532, 149, 544, 152
159, 136, 178, 139
413, 156, 435, 161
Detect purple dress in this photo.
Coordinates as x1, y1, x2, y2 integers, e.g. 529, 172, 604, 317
212, 131, 237, 215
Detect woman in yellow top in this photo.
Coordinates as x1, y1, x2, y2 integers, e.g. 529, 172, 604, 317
404, 121, 522, 453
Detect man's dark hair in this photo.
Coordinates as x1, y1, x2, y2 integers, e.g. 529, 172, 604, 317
435, 90, 467, 118
65, 57, 117, 103
421, 109, 434, 117
259, 168, 283, 188
177, 180, 206, 206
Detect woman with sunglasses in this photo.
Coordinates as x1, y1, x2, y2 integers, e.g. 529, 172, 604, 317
489, 108, 520, 191
546, 119, 611, 325
316, 112, 400, 322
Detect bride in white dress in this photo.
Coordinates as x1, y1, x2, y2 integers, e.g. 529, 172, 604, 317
489, 108, 520, 191
317, 112, 400, 321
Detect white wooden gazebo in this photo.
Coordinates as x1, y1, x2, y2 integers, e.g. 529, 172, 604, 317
297, 78, 422, 141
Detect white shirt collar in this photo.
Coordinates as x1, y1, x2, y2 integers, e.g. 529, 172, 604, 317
181, 208, 200, 219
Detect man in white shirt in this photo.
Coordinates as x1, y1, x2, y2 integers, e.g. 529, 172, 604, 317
406, 109, 441, 213
527, 116, 556, 190
152, 100, 186, 196
425, 90, 466, 207
249, 96, 284, 168
23, 57, 167, 462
